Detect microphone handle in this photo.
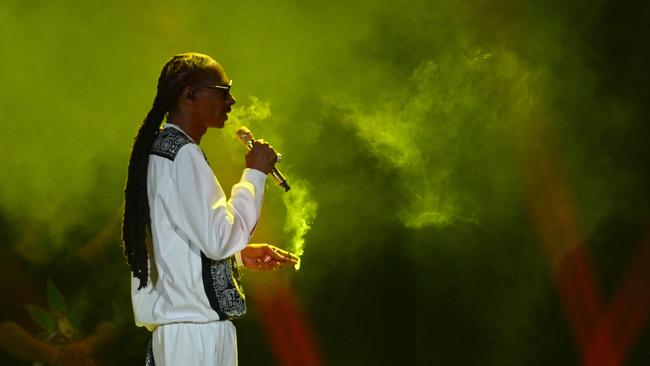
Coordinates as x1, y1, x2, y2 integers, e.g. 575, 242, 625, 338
271, 167, 291, 192
245, 141, 291, 192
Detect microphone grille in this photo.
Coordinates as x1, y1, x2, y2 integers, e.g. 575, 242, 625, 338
235, 126, 254, 145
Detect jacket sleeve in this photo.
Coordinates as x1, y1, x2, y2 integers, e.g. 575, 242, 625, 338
168, 144, 267, 260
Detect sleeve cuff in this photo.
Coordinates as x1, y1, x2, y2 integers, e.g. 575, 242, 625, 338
240, 168, 267, 207
242, 168, 268, 184
235, 251, 244, 267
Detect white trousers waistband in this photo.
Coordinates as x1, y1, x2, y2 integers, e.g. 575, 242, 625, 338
151, 321, 238, 366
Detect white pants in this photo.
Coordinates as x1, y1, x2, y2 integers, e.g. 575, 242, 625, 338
152, 321, 238, 366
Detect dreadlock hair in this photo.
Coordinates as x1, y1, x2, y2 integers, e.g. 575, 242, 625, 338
123, 52, 217, 289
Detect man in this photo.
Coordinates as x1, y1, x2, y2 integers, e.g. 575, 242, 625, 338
122, 52, 297, 365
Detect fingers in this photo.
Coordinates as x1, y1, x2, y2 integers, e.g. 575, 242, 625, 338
267, 246, 299, 264
251, 139, 275, 152
242, 244, 300, 271
252, 140, 277, 158
253, 256, 277, 270
245, 256, 277, 271
252, 138, 267, 146
246, 140, 279, 173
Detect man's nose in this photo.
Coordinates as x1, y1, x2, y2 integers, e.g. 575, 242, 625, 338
228, 94, 237, 105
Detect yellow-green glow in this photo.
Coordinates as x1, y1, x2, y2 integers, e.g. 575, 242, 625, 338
1, 0, 648, 364
282, 181, 317, 270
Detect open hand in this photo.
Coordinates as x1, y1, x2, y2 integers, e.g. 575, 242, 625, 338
241, 243, 299, 271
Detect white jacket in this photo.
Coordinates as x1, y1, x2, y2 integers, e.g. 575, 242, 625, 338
131, 124, 266, 331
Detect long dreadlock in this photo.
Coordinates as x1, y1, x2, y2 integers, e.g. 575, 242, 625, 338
122, 52, 216, 289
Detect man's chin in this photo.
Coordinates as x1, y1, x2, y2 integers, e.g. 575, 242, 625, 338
219, 113, 230, 128
209, 117, 227, 129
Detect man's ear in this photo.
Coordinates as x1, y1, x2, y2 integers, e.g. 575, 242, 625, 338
184, 86, 195, 100
178, 86, 196, 108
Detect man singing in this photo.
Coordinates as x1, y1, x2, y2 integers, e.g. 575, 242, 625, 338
122, 52, 297, 365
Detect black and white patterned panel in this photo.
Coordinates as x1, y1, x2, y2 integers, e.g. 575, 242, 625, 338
201, 254, 247, 320
150, 127, 192, 161
145, 338, 155, 366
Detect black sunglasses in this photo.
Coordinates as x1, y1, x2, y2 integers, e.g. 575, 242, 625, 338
197, 79, 232, 94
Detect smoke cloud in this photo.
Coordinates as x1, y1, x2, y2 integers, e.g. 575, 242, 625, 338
1, 0, 648, 364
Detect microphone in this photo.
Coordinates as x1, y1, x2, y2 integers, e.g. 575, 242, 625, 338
236, 126, 291, 192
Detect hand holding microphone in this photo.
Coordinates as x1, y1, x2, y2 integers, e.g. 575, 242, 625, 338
245, 140, 276, 173
237, 127, 291, 191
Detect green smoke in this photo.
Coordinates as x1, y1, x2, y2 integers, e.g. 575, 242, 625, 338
1, 0, 649, 365
281, 180, 317, 267
228, 97, 318, 267
336, 48, 536, 228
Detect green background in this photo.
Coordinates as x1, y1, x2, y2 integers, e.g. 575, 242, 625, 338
1, 0, 648, 364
